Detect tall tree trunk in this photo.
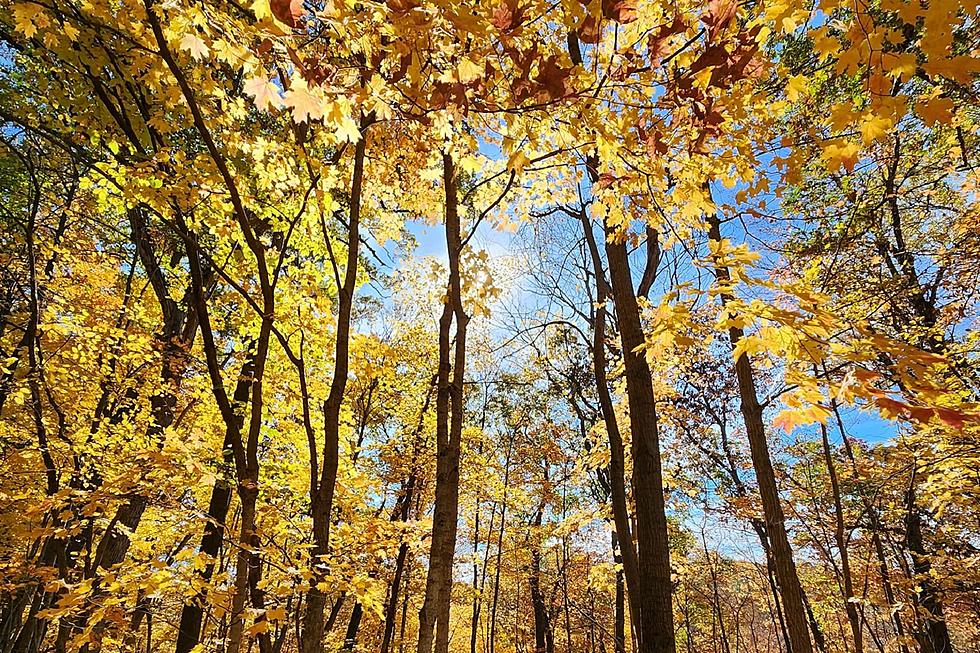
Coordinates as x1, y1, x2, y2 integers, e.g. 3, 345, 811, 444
529, 507, 554, 653
488, 433, 514, 653
612, 531, 626, 653
706, 213, 812, 653
603, 229, 676, 653
904, 475, 954, 653
817, 422, 863, 653
177, 211, 273, 653
606, 219, 676, 653
382, 381, 433, 653
342, 603, 363, 651
470, 496, 482, 653
175, 352, 255, 653
417, 152, 468, 653
147, 9, 279, 653
828, 396, 908, 653
301, 120, 368, 653
576, 207, 643, 639
94, 206, 193, 572
566, 32, 674, 653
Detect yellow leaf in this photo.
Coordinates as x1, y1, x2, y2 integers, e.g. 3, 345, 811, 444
179, 33, 210, 61
885, 53, 917, 81
244, 76, 284, 111
456, 57, 483, 83
785, 75, 808, 101
266, 607, 287, 621
245, 620, 270, 636
821, 140, 861, 173
13, 3, 46, 38
334, 115, 361, 143
916, 97, 954, 126
859, 114, 892, 145
813, 32, 838, 61
507, 150, 530, 174
284, 81, 324, 123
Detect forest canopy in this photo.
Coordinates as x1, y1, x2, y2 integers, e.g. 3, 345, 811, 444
0, 0, 978, 652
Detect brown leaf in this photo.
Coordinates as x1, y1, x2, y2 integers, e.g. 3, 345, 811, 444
701, 0, 737, 40
535, 55, 573, 101
270, 0, 303, 28
388, 51, 412, 83
491, 0, 523, 31
647, 16, 687, 65
595, 172, 632, 189
689, 44, 728, 75
602, 0, 636, 24
386, 0, 421, 15
577, 15, 602, 44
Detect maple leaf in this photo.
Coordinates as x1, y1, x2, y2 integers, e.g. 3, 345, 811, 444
179, 33, 210, 61
821, 140, 861, 173
812, 33, 838, 61
244, 76, 284, 111
874, 396, 910, 419
283, 83, 324, 123
270, 0, 304, 27
916, 97, 954, 126
386, 0, 420, 14
689, 44, 729, 76
648, 16, 687, 64
859, 114, 892, 145
62, 22, 80, 42
772, 404, 831, 433
491, 0, 522, 31
506, 150, 530, 174
578, 16, 602, 44
12, 3, 45, 39
701, 0, 737, 41
596, 173, 632, 190
334, 116, 361, 143
245, 620, 270, 636
785, 75, 807, 101
456, 58, 483, 84
886, 52, 917, 81
535, 55, 573, 100
601, 0, 636, 24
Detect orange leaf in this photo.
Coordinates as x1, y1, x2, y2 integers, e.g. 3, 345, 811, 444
270, 0, 303, 27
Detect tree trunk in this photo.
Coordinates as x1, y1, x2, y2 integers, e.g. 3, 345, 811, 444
603, 230, 676, 653
342, 603, 363, 651
707, 213, 812, 653
417, 152, 468, 653
612, 531, 626, 653
488, 433, 513, 653
818, 422, 863, 653
529, 508, 554, 653
175, 352, 255, 653
905, 477, 954, 653
301, 121, 368, 653
382, 382, 433, 653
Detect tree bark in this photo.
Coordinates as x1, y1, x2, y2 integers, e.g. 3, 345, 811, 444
603, 230, 676, 653
417, 152, 468, 653
529, 507, 554, 653
382, 380, 434, 653
576, 207, 643, 641
706, 213, 812, 653
905, 475, 955, 653
175, 352, 255, 653
818, 421, 863, 653
301, 120, 368, 653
